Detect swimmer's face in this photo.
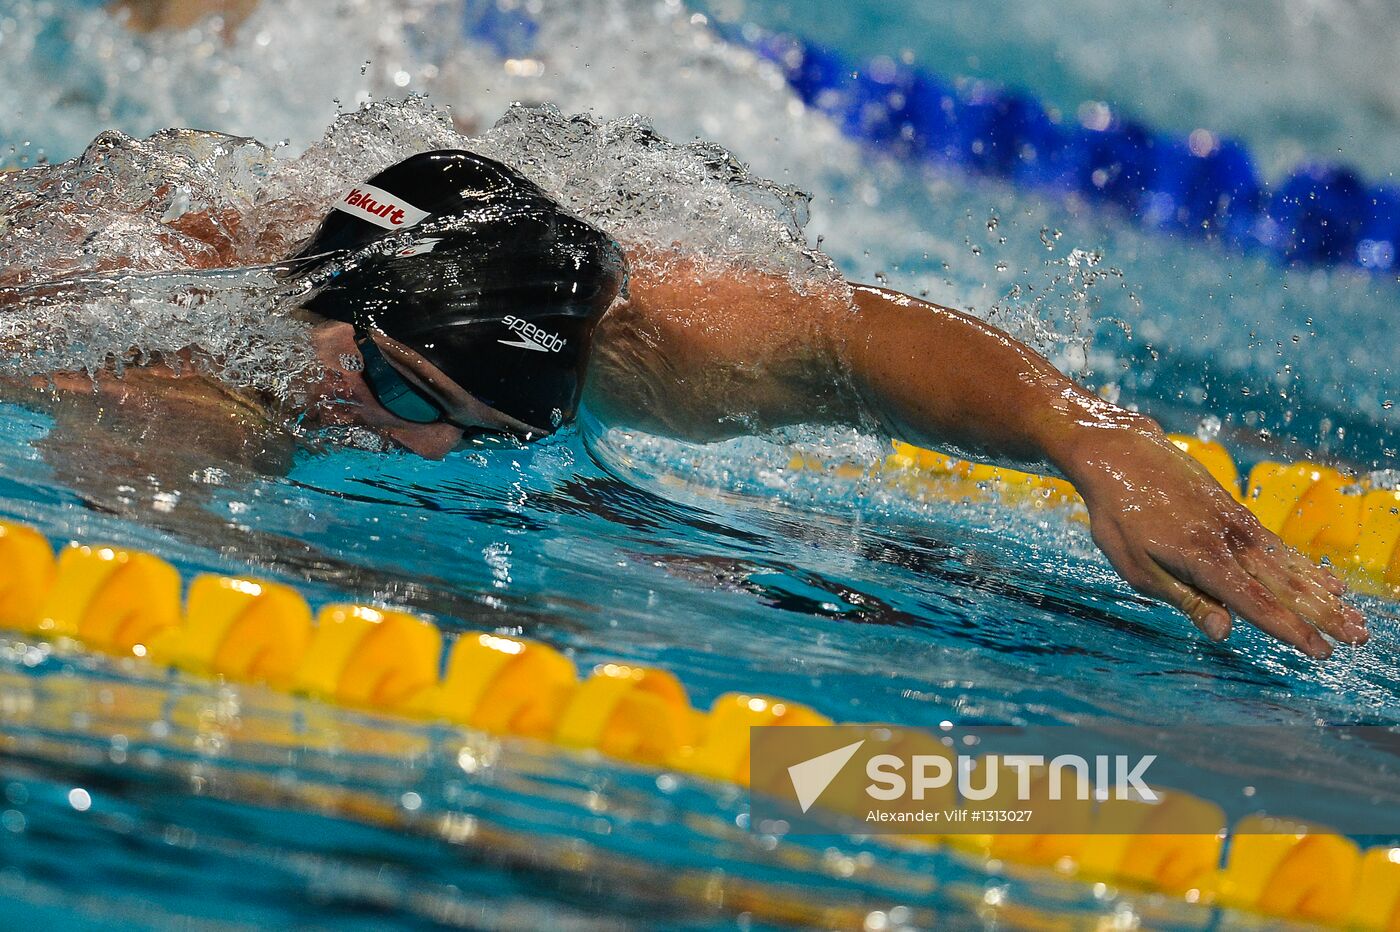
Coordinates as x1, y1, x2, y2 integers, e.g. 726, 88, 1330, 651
304, 319, 526, 458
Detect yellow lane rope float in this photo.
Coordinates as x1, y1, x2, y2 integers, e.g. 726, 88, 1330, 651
871, 435, 1400, 599
1, 442, 1398, 930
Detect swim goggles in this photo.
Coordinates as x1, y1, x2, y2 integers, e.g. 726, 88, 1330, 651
353, 328, 549, 444
354, 328, 457, 425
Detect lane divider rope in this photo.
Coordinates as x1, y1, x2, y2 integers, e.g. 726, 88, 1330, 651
726, 25, 1400, 271
0, 470, 1397, 926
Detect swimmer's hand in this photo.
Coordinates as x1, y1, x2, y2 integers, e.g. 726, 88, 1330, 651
1061, 420, 1368, 659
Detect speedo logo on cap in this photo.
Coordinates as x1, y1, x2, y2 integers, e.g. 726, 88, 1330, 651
334, 182, 430, 230
499, 315, 566, 353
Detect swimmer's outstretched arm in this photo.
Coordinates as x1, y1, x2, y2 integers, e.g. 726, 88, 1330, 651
834, 285, 1366, 659
590, 254, 1368, 658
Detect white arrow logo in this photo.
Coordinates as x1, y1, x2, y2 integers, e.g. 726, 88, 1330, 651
787, 739, 865, 813
497, 334, 551, 352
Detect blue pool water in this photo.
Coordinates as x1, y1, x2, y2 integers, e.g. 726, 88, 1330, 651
1, 0, 1399, 927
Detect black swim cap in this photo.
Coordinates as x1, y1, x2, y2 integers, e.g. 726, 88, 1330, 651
286, 150, 627, 434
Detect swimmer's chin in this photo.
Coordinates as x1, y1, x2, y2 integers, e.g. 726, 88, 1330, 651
303, 404, 463, 459
388, 422, 464, 459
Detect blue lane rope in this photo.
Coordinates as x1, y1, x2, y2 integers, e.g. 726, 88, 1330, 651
461, 3, 1398, 271
732, 28, 1400, 272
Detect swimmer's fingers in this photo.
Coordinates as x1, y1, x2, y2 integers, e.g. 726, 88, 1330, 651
1132, 559, 1233, 643
1311, 555, 1348, 595
1234, 530, 1369, 645
1089, 518, 1232, 642
1253, 521, 1348, 598
1149, 541, 1333, 659
1191, 506, 1367, 644
1273, 527, 1352, 602
1075, 429, 1365, 659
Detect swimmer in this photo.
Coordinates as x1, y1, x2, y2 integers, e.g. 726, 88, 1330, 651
1, 140, 1370, 660
236, 150, 1364, 659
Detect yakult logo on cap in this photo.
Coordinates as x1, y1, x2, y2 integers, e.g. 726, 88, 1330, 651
334, 182, 430, 230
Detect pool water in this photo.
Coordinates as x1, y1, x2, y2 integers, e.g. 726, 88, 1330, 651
1, 0, 1398, 927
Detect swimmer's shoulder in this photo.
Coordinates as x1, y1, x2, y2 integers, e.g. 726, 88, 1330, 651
587, 246, 852, 439
605, 245, 851, 353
